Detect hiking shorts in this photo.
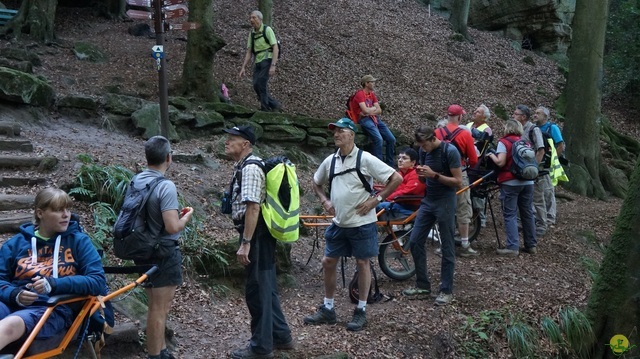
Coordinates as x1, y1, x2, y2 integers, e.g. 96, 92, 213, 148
136, 247, 183, 288
0, 301, 72, 340
324, 222, 378, 259
457, 174, 472, 224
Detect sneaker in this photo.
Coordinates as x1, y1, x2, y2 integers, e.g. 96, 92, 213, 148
391, 225, 402, 232
496, 248, 519, 257
231, 345, 274, 359
160, 348, 176, 359
434, 293, 453, 306
521, 246, 537, 255
402, 287, 431, 296
460, 244, 480, 257
403, 223, 413, 231
346, 308, 367, 331
434, 247, 442, 257
480, 221, 487, 228
274, 338, 295, 350
303, 305, 337, 325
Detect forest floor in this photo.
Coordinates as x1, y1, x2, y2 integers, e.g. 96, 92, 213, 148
1, 0, 639, 358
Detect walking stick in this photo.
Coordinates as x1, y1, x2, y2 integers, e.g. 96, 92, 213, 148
456, 170, 495, 195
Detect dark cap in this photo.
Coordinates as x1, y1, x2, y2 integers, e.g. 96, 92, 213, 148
224, 125, 256, 145
328, 118, 358, 133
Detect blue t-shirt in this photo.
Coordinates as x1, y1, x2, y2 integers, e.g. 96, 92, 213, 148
420, 142, 461, 201
538, 122, 564, 145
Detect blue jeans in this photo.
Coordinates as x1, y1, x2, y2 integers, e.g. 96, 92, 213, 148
245, 216, 291, 354
359, 116, 396, 167
376, 201, 416, 219
252, 59, 280, 111
409, 195, 456, 294
500, 184, 537, 250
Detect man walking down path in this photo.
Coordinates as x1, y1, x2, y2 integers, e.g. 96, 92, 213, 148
224, 125, 293, 359
238, 10, 281, 112
304, 118, 401, 332
347, 75, 397, 167
133, 136, 194, 359
402, 124, 462, 306
435, 104, 479, 257
514, 105, 547, 238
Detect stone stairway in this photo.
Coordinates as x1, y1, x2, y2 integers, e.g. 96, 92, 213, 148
0, 121, 57, 234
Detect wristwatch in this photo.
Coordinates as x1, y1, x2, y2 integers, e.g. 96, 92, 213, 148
241, 237, 251, 245
375, 194, 383, 202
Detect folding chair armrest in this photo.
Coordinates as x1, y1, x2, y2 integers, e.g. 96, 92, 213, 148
33, 294, 89, 307
390, 195, 423, 204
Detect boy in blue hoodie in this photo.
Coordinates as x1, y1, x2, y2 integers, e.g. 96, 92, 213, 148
0, 187, 106, 351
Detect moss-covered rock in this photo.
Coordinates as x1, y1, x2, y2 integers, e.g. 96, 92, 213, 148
168, 96, 193, 111
0, 66, 54, 107
73, 42, 108, 63
58, 94, 99, 110
194, 110, 224, 128
0, 58, 33, 73
202, 102, 255, 117
262, 124, 307, 142
306, 135, 327, 147
0, 48, 42, 66
104, 93, 153, 115
131, 103, 179, 140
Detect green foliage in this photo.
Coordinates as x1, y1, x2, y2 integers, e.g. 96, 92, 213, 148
540, 316, 564, 347
605, 0, 640, 106
459, 309, 506, 358
580, 256, 601, 281
88, 201, 117, 250
559, 307, 594, 358
492, 103, 508, 121
69, 154, 133, 212
506, 316, 538, 358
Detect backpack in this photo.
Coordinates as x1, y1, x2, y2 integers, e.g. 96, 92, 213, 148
236, 156, 300, 242
250, 25, 281, 60
503, 137, 539, 180
437, 126, 465, 159
348, 261, 383, 304
530, 125, 554, 168
345, 92, 357, 121
328, 149, 372, 195
418, 141, 454, 177
112, 176, 176, 260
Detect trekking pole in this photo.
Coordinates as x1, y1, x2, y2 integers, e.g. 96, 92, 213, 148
456, 170, 495, 195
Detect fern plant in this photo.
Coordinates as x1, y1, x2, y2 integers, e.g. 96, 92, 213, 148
506, 316, 538, 358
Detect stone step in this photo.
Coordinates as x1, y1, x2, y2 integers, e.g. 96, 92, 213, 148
0, 139, 33, 152
0, 176, 47, 187
0, 121, 21, 137
0, 212, 32, 233
0, 194, 36, 211
0, 155, 57, 170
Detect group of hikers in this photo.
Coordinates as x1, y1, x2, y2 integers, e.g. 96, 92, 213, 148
0, 8, 570, 359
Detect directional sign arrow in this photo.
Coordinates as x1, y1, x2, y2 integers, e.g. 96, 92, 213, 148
126, 9, 153, 20
152, 45, 164, 53
163, 4, 188, 19
126, 0, 152, 7
166, 22, 200, 31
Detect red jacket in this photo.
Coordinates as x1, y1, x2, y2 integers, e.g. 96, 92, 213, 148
435, 123, 478, 168
386, 167, 426, 207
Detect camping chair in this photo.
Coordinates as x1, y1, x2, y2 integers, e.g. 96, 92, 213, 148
1, 265, 157, 359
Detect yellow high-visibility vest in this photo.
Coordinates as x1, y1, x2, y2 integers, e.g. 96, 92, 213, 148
261, 160, 300, 242
547, 138, 569, 186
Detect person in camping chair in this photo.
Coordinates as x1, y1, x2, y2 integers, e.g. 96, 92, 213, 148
376, 147, 426, 218
0, 187, 106, 352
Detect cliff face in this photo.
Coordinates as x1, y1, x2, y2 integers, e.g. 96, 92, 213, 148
429, 0, 575, 57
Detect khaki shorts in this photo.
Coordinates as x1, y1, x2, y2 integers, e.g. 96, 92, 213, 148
457, 173, 472, 224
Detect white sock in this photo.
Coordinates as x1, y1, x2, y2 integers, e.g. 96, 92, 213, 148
324, 297, 334, 310
461, 237, 469, 247
357, 300, 367, 310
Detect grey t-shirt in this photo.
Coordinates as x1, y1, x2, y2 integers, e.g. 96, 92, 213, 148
132, 169, 180, 241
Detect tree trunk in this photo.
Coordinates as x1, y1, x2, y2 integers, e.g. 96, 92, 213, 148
102, 0, 127, 19
450, 0, 470, 41
562, 0, 609, 198
180, 0, 226, 100
258, 0, 273, 26
586, 158, 640, 358
0, 0, 57, 43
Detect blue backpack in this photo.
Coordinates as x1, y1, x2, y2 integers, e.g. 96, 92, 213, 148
504, 137, 539, 180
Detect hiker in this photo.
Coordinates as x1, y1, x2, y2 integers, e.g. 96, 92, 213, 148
486, 119, 537, 256
376, 147, 426, 219
224, 125, 293, 359
346, 75, 396, 166
467, 104, 493, 227
0, 188, 107, 352
132, 136, 193, 359
402, 124, 462, 306
304, 118, 401, 331
513, 105, 547, 238
238, 10, 281, 112
434, 104, 479, 257
534, 106, 565, 226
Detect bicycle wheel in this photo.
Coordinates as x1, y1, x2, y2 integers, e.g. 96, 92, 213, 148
378, 230, 415, 281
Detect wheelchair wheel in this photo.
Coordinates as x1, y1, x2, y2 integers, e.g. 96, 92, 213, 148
378, 230, 416, 281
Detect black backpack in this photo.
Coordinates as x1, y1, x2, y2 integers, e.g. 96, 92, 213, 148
348, 260, 383, 304
250, 25, 281, 59
530, 125, 554, 168
112, 176, 175, 260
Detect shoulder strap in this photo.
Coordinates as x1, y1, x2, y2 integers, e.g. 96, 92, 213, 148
136, 176, 167, 220
355, 149, 373, 194
441, 142, 452, 175
328, 149, 372, 194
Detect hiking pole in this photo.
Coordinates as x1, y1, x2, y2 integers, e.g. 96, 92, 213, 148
486, 189, 502, 249
456, 170, 495, 195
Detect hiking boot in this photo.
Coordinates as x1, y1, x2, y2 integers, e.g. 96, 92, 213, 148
521, 246, 537, 255
459, 243, 480, 257
496, 248, 519, 257
402, 287, 431, 297
303, 305, 337, 325
231, 345, 274, 359
434, 293, 453, 306
434, 247, 442, 257
160, 348, 176, 359
274, 338, 295, 350
346, 308, 367, 331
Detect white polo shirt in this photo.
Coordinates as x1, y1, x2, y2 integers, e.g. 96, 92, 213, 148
314, 146, 396, 228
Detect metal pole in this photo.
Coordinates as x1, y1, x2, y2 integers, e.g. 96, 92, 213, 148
154, 0, 169, 137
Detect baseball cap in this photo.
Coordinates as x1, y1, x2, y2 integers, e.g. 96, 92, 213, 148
224, 125, 256, 145
361, 74, 377, 85
447, 104, 466, 116
328, 118, 358, 133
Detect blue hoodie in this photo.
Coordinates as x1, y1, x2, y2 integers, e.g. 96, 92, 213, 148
0, 221, 106, 307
